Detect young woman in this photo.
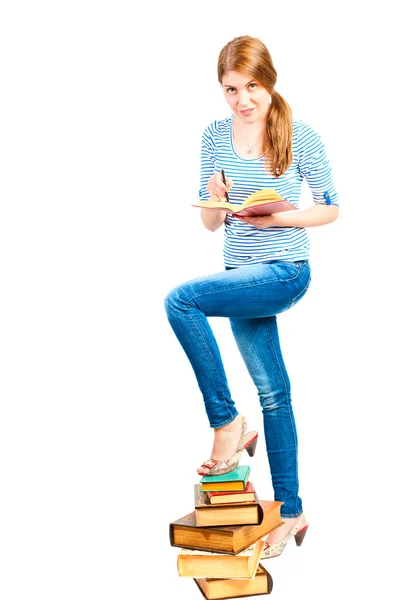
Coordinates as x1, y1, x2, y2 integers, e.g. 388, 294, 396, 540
165, 35, 339, 558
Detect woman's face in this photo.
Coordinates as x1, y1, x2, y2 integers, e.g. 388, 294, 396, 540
221, 70, 271, 124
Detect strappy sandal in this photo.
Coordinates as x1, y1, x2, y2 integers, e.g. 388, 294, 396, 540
197, 415, 258, 476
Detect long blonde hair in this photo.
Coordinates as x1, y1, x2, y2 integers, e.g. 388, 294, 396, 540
218, 36, 292, 177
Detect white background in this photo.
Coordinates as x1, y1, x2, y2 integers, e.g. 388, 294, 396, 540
1, 1, 398, 599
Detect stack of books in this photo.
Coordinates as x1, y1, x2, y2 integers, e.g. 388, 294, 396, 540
169, 465, 283, 599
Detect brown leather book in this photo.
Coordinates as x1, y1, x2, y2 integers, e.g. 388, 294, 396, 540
169, 500, 283, 555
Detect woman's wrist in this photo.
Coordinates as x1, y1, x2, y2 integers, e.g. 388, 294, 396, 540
201, 209, 226, 231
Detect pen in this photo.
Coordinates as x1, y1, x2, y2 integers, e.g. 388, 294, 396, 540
221, 169, 229, 202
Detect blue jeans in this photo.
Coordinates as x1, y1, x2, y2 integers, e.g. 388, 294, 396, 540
164, 260, 311, 517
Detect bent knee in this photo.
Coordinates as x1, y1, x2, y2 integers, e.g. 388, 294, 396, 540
164, 287, 178, 316
164, 284, 190, 316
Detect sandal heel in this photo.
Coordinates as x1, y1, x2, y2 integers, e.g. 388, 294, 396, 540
244, 433, 258, 457
294, 525, 308, 546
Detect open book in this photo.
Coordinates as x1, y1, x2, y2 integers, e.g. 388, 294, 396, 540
192, 189, 296, 217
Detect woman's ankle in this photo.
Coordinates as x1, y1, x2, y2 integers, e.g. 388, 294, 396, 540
266, 514, 307, 544
210, 416, 241, 457
214, 414, 241, 432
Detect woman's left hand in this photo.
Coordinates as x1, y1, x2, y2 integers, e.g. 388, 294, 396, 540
237, 203, 339, 229
239, 203, 339, 228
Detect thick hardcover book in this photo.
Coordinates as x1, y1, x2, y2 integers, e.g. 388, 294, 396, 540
192, 189, 296, 217
208, 481, 256, 505
177, 538, 263, 579
194, 484, 262, 527
200, 465, 250, 492
193, 563, 273, 599
169, 500, 283, 555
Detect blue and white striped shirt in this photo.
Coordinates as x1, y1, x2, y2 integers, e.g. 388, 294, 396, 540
199, 117, 339, 267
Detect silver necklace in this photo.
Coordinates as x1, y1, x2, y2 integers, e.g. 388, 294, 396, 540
243, 123, 265, 154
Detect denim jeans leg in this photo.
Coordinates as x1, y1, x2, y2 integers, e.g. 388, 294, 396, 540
164, 277, 238, 429
229, 315, 302, 517
165, 261, 310, 514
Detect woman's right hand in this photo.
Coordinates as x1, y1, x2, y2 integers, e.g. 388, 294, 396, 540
207, 172, 233, 200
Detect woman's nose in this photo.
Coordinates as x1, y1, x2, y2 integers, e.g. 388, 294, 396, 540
237, 89, 251, 106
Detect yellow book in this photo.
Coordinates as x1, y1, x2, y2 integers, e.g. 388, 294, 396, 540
177, 538, 264, 580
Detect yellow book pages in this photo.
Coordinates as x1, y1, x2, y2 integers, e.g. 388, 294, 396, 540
242, 189, 284, 207
209, 491, 256, 504
207, 481, 257, 505
177, 538, 263, 579
192, 189, 291, 215
195, 505, 260, 527
194, 564, 272, 599
192, 198, 239, 211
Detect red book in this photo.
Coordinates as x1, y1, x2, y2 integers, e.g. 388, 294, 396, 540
208, 481, 257, 505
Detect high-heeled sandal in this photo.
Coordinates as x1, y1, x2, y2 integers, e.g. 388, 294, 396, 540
197, 415, 258, 476
261, 514, 308, 559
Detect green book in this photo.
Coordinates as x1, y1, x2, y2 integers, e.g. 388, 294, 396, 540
200, 465, 250, 492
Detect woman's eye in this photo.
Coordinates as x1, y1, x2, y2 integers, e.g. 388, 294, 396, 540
248, 83, 257, 90
226, 88, 236, 94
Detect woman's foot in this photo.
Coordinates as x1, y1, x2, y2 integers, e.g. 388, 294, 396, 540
261, 514, 308, 559
197, 415, 243, 476
266, 515, 308, 545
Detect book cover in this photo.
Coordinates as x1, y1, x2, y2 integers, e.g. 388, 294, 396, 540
208, 481, 256, 505
193, 563, 273, 599
200, 465, 250, 492
169, 500, 283, 555
194, 484, 262, 527
192, 189, 296, 217
177, 538, 264, 579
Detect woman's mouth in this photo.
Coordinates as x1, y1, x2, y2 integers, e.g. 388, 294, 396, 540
240, 108, 254, 116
